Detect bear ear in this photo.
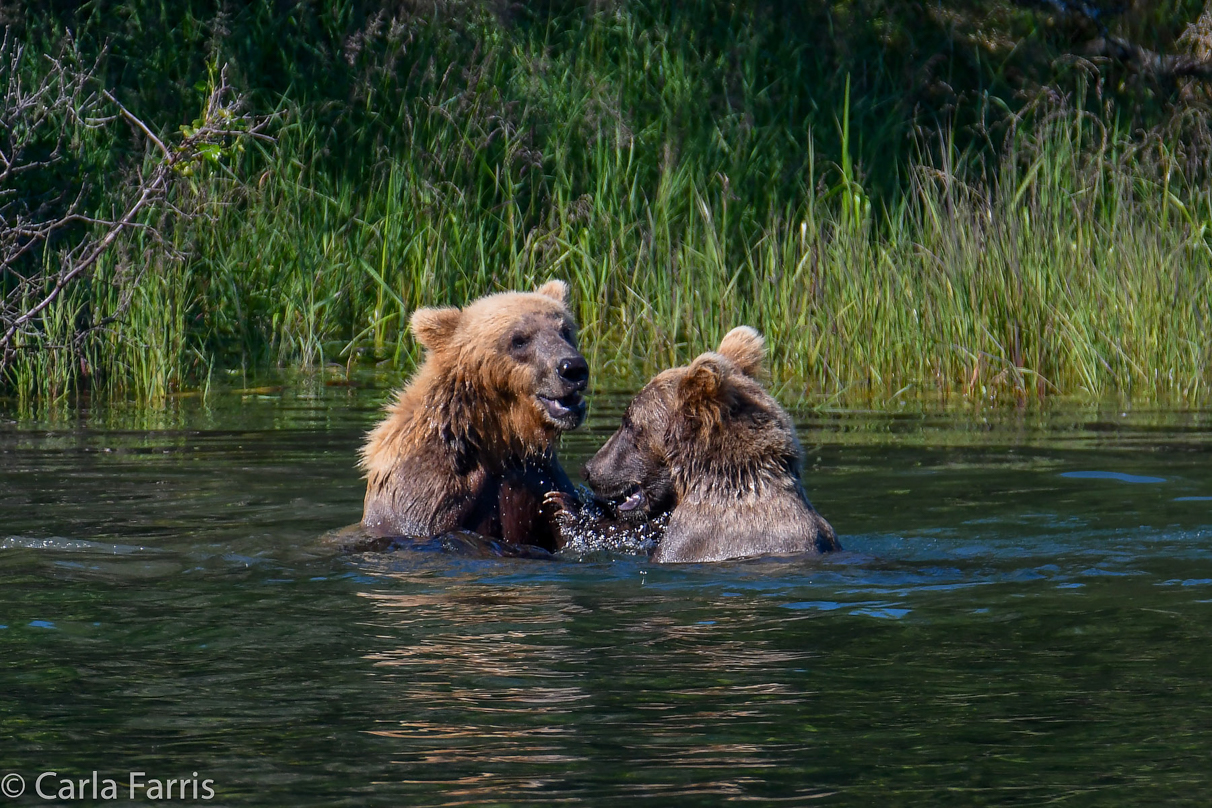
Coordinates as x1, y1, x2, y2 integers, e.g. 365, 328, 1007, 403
410, 306, 461, 350
679, 353, 728, 407
717, 326, 765, 378
535, 279, 570, 306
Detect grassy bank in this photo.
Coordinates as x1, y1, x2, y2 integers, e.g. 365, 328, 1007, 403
3, 2, 1211, 407
192, 104, 1212, 405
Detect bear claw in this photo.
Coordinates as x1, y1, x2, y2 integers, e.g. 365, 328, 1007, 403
542, 491, 582, 527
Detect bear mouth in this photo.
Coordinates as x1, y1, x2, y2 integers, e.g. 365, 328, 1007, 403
536, 392, 586, 426
616, 485, 646, 513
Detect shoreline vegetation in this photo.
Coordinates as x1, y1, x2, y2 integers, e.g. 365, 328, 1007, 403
2, 1, 1211, 411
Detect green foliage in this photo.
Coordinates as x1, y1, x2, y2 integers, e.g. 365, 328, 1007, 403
4, 1, 1212, 406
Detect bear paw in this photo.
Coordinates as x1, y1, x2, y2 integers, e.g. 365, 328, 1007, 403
543, 491, 582, 529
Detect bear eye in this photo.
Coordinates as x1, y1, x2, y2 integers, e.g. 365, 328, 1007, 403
510, 333, 531, 351
559, 325, 573, 343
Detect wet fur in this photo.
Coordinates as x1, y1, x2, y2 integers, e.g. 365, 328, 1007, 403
569, 326, 838, 562
360, 281, 583, 551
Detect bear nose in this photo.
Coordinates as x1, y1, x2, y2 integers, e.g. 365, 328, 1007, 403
557, 356, 589, 389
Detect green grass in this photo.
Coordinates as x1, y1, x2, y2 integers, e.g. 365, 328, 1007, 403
4, 2, 1211, 408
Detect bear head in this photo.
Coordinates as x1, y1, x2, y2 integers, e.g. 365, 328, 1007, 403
583, 325, 789, 520
410, 280, 589, 458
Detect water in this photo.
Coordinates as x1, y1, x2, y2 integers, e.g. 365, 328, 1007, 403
3, 387, 1212, 806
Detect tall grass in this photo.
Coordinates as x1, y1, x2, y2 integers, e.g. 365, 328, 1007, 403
183, 100, 1212, 405
4, 3, 1211, 407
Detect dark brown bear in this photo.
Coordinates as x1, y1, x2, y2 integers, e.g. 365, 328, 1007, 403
359, 280, 588, 551
573, 326, 838, 562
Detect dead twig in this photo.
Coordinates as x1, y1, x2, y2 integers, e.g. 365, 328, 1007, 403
1016, 0, 1212, 84
0, 39, 274, 371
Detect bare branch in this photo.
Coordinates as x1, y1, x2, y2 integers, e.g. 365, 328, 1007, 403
1, 176, 167, 350
0, 36, 275, 373
1086, 35, 1212, 81
101, 89, 171, 159
1016, 0, 1212, 84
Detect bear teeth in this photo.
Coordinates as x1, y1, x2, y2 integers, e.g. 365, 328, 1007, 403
617, 487, 645, 512
537, 393, 584, 421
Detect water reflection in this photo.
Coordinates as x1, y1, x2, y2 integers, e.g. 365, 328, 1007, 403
1060, 470, 1167, 483
350, 557, 863, 802
2, 391, 1212, 804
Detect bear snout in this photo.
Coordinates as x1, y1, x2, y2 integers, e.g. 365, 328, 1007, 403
557, 356, 589, 390
581, 457, 599, 486
582, 449, 630, 499
535, 351, 588, 430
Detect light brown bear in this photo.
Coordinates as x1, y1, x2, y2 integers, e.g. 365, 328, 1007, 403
359, 281, 588, 552
559, 326, 838, 562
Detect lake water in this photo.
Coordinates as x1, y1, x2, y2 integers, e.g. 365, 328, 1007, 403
3, 385, 1212, 806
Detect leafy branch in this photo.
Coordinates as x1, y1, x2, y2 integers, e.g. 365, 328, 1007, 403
0, 35, 272, 371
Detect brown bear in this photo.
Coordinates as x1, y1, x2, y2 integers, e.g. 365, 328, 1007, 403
359, 280, 588, 552
556, 326, 838, 562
